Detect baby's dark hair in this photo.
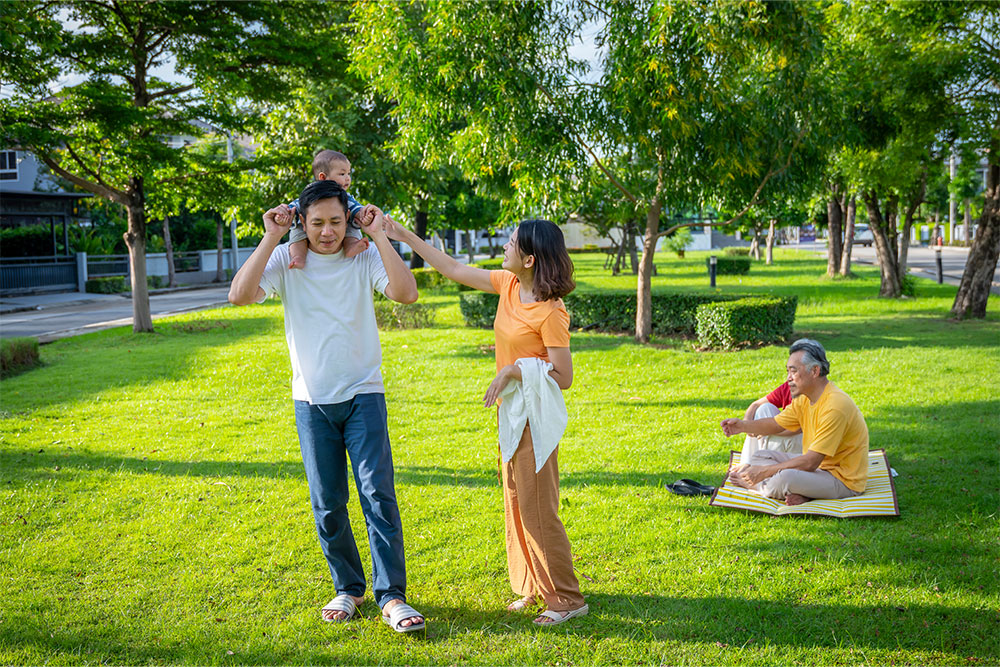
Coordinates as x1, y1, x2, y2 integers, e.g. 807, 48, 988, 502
515, 219, 575, 301
298, 180, 350, 222
312, 149, 349, 180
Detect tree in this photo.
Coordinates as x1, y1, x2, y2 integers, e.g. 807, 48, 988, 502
0, 1, 346, 331
822, 1, 993, 298
952, 138, 999, 318
352, 1, 827, 342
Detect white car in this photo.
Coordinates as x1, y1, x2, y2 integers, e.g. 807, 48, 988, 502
854, 223, 874, 247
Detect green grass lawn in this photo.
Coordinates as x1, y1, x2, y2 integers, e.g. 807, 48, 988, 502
1, 250, 998, 665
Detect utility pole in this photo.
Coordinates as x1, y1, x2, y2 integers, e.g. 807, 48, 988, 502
949, 153, 958, 244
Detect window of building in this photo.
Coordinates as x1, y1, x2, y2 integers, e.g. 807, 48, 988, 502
0, 150, 17, 180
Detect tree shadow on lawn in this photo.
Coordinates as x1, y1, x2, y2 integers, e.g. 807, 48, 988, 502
3, 594, 994, 662
0, 449, 304, 485
727, 532, 998, 596
796, 313, 999, 351
0, 314, 277, 414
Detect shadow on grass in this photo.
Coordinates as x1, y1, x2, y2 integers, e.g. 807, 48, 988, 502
798, 313, 1000, 351
1, 593, 995, 662
0, 313, 277, 413
0, 449, 304, 484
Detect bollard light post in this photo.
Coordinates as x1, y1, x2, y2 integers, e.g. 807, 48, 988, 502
709, 254, 717, 288
935, 248, 943, 284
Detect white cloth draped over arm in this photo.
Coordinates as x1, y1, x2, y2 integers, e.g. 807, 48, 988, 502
497, 357, 569, 473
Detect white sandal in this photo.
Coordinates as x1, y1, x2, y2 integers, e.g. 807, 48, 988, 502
533, 604, 589, 626
382, 601, 425, 633
321, 594, 359, 623
507, 596, 538, 612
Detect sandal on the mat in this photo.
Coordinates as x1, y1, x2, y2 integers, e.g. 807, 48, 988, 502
507, 595, 538, 612
382, 601, 425, 633
533, 604, 589, 626
321, 594, 359, 623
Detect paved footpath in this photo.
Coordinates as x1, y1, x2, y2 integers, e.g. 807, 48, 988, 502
0, 285, 233, 343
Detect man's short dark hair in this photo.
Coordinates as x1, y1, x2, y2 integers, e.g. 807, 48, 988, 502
789, 338, 830, 376
298, 180, 353, 227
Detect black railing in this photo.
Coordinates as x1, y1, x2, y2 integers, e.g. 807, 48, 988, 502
0, 255, 76, 293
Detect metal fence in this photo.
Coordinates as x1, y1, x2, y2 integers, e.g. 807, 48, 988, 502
0, 255, 77, 293
86, 254, 129, 277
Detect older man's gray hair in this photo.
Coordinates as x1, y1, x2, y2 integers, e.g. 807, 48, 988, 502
789, 338, 830, 376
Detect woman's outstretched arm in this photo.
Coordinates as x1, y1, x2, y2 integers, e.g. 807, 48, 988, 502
382, 214, 496, 293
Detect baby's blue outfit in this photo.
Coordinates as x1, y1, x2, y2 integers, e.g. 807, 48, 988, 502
287, 193, 364, 244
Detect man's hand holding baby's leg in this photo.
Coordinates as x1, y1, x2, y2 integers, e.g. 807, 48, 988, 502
342, 236, 369, 258
288, 239, 308, 269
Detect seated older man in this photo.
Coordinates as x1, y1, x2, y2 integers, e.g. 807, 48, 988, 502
720, 339, 868, 506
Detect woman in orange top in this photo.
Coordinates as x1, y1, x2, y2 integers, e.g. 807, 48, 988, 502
384, 216, 587, 626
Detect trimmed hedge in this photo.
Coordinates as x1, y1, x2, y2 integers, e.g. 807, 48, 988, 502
564, 291, 738, 335
459, 292, 499, 328
695, 296, 797, 350
85, 275, 165, 293
459, 290, 796, 339
373, 297, 435, 330
474, 258, 504, 270
1, 337, 40, 378
85, 276, 128, 293
709, 256, 751, 275
411, 267, 450, 290
724, 247, 752, 257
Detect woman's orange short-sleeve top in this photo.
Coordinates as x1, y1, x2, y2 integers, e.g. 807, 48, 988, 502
489, 270, 570, 371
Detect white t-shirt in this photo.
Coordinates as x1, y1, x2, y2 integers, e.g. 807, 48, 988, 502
258, 243, 390, 404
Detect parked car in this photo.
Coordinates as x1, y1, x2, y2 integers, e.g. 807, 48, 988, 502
854, 223, 874, 247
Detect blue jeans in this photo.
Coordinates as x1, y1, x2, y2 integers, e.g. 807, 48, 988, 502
294, 393, 406, 609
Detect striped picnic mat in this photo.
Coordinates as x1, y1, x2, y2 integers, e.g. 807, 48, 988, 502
709, 448, 899, 517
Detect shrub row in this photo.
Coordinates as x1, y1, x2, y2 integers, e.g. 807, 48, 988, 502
474, 258, 504, 270
709, 255, 751, 275
695, 296, 797, 350
85, 275, 164, 293
373, 296, 435, 330
1, 337, 40, 378
459, 290, 796, 339
411, 267, 450, 290
724, 247, 751, 257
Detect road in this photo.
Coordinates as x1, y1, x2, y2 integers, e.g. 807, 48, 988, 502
848, 244, 1000, 294
0, 286, 233, 342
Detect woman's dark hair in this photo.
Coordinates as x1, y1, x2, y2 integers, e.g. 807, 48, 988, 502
297, 180, 357, 228
515, 219, 575, 301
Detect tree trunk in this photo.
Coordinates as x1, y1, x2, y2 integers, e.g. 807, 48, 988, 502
488, 232, 497, 258
840, 195, 856, 276
862, 191, 902, 298
123, 181, 153, 332
896, 190, 924, 288
952, 150, 999, 319
827, 192, 843, 276
765, 219, 776, 265
963, 199, 971, 247
613, 225, 627, 275
635, 198, 662, 343
750, 222, 763, 261
465, 229, 475, 264
410, 207, 428, 269
163, 215, 176, 288
628, 221, 639, 274
215, 217, 225, 282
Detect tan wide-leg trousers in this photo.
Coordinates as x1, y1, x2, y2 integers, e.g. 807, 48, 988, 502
501, 423, 585, 612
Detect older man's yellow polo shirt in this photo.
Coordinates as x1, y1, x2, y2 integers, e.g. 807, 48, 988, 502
774, 382, 869, 492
